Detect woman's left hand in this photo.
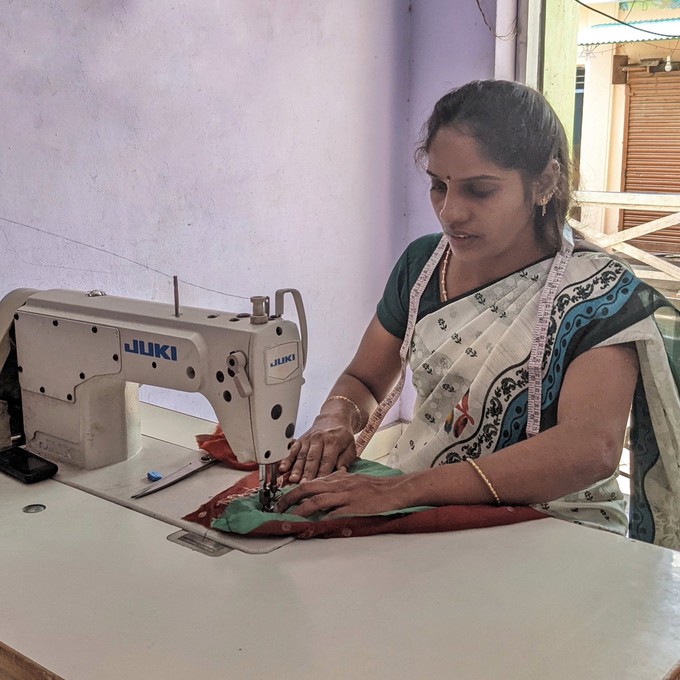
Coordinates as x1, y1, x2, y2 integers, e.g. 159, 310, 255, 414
274, 470, 408, 518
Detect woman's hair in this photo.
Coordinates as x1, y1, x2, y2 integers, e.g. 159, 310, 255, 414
416, 79, 571, 252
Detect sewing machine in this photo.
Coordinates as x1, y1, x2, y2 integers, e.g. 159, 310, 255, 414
3, 290, 680, 679
0, 287, 306, 513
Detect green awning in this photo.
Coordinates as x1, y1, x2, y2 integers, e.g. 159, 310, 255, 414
578, 18, 680, 45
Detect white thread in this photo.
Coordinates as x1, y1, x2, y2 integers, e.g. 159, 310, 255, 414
0, 215, 250, 302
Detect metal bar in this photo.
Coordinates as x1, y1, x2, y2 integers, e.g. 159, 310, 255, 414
574, 191, 680, 211
572, 219, 680, 281
570, 221, 608, 245
597, 212, 680, 247
632, 269, 680, 281
612, 243, 680, 281
173, 275, 180, 318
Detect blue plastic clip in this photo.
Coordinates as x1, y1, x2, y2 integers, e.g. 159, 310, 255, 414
147, 470, 163, 482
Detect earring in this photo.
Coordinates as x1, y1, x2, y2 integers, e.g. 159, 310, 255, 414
539, 192, 554, 218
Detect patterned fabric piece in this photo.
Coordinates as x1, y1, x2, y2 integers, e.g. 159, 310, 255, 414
183, 459, 546, 538
196, 425, 259, 471
385, 249, 680, 549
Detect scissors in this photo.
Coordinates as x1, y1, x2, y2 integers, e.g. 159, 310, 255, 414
131, 453, 217, 499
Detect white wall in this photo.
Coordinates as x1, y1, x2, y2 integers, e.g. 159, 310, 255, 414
1, 0, 497, 432
400, 0, 497, 420
578, 48, 614, 232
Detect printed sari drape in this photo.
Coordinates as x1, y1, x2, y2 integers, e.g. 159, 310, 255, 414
386, 249, 680, 549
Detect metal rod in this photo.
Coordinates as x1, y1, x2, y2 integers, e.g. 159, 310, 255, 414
258, 463, 279, 512
173, 276, 180, 317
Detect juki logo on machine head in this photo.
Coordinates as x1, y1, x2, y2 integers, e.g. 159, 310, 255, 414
266, 342, 300, 381
124, 338, 178, 361
270, 353, 296, 368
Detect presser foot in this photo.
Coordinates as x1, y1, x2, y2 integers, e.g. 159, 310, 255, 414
258, 485, 280, 513
258, 463, 280, 512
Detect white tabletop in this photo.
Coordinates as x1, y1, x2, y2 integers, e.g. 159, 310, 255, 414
1, 406, 679, 680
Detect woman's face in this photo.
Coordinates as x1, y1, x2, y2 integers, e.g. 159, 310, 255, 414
427, 127, 549, 271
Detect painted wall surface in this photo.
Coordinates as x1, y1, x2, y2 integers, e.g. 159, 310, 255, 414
542, 0, 579, 146
579, 47, 615, 231
400, 0, 497, 420
1, 0, 498, 434
407, 0, 497, 243
1, 1, 411, 429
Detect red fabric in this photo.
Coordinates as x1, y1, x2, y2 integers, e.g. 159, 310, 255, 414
184, 467, 547, 540
195, 425, 259, 472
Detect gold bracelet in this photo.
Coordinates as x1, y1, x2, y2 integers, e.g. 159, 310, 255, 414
466, 458, 501, 506
325, 395, 363, 433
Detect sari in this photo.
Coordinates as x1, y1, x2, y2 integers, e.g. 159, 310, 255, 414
383, 238, 680, 550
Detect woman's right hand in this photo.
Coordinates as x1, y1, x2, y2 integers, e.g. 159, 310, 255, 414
279, 314, 403, 484
278, 412, 358, 484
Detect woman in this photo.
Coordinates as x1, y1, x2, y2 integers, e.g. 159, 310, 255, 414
277, 80, 680, 549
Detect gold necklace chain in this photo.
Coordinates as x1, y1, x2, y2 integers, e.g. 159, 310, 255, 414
439, 244, 451, 302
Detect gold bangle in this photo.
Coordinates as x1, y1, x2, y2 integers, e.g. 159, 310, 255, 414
325, 395, 363, 433
466, 458, 501, 506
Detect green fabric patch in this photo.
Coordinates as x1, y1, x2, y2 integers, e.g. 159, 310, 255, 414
211, 459, 433, 534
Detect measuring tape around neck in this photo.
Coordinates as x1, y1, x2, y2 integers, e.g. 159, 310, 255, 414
525, 225, 575, 437
355, 234, 448, 454
355, 226, 574, 453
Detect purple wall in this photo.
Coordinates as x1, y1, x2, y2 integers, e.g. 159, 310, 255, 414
406, 0, 498, 244
0, 0, 499, 429
399, 0, 497, 420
